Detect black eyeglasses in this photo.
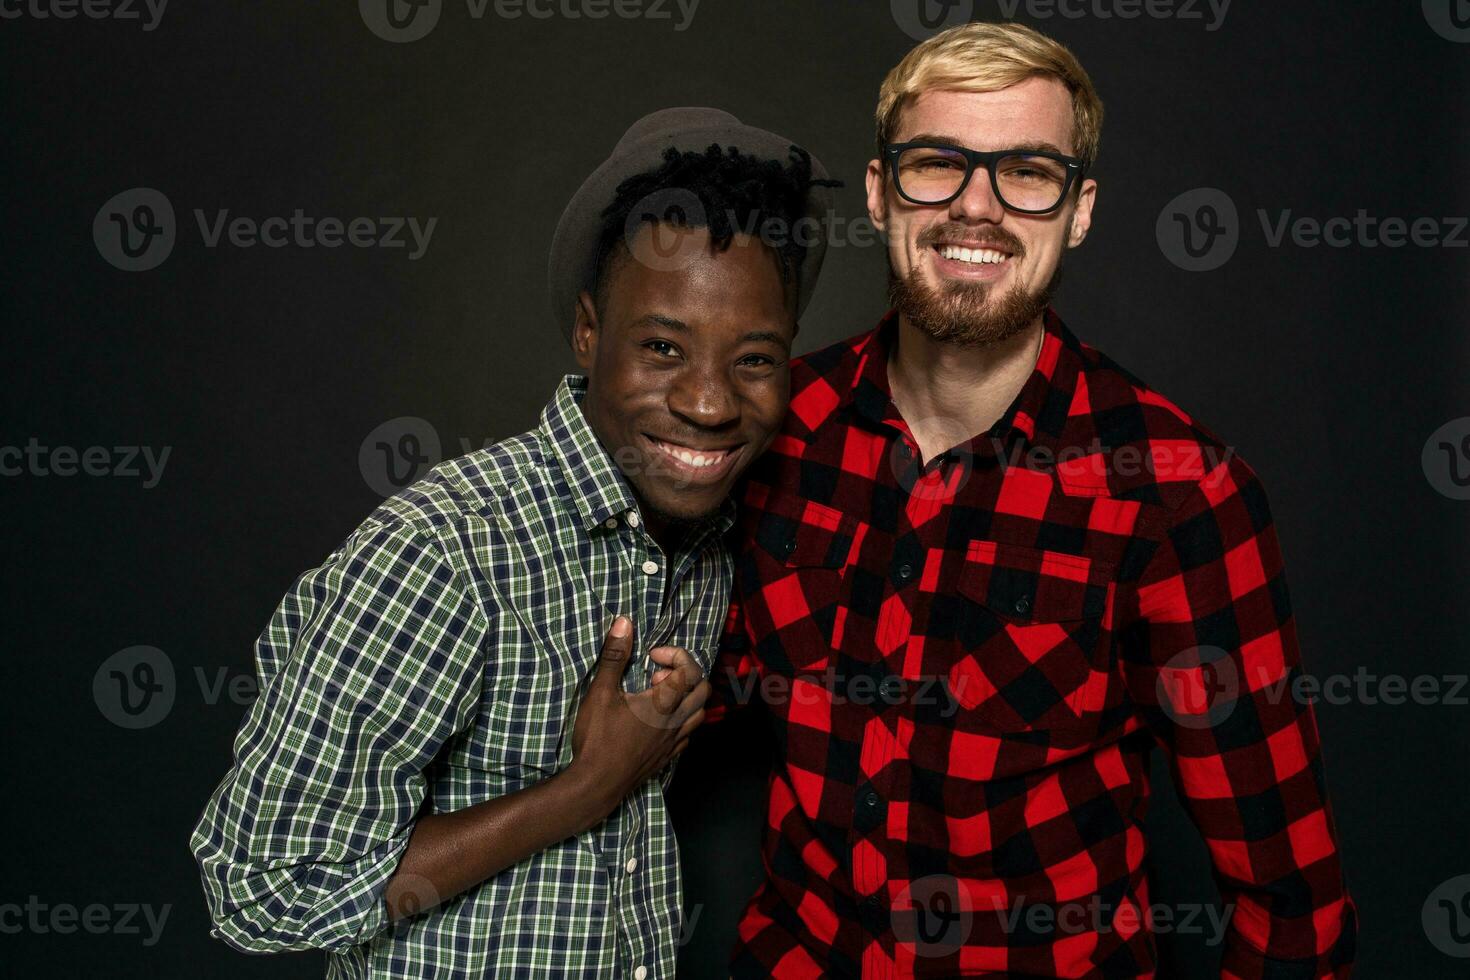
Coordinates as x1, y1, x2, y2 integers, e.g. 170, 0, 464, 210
883, 141, 1086, 214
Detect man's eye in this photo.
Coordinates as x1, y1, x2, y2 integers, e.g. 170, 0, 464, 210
644, 340, 680, 358
738, 354, 775, 368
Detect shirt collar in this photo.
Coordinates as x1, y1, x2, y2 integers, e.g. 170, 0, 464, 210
540, 375, 738, 538
541, 375, 641, 531
842, 306, 1082, 452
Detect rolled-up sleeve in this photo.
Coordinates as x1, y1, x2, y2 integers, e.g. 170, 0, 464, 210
189, 519, 488, 953
1121, 455, 1358, 977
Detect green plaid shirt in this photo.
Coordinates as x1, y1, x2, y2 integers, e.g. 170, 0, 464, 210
190, 375, 735, 979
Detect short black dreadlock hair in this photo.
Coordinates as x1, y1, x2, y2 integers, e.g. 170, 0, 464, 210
592, 142, 841, 318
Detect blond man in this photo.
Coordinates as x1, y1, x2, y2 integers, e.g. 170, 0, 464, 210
679, 21, 1358, 979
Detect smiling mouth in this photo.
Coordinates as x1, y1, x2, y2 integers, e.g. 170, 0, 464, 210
932, 242, 1014, 265
643, 434, 744, 484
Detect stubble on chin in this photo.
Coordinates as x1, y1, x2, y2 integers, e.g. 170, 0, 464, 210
887, 259, 1063, 349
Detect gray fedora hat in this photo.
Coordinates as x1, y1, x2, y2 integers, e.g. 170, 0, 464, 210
547, 106, 836, 340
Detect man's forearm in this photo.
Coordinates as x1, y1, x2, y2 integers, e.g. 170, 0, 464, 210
384, 764, 616, 921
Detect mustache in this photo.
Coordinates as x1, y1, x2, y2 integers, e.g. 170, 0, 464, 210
917, 224, 1025, 255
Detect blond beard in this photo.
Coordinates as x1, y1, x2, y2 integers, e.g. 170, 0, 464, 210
887, 260, 1062, 348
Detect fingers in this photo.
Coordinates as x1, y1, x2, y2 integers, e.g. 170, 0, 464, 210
676, 706, 706, 742
648, 646, 683, 669
591, 616, 634, 693
669, 679, 708, 729
649, 646, 690, 687
650, 668, 691, 715
648, 646, 702, 696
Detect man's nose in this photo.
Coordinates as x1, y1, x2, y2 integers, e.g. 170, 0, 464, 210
949, 165, 1007, 224
666, 363, 739, 430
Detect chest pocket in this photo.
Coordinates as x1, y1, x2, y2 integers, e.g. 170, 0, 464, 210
947, 540, 1116, 739
471, 591, 606, 791
747, 499, 865, 673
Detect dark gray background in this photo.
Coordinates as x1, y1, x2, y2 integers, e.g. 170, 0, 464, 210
4, 1, 1468, 976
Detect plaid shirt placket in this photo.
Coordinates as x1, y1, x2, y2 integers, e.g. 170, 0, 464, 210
710, 311, 1357, 978
191, 375, 733, 979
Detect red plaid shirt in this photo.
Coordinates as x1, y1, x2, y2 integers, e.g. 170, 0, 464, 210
707, 309, 1357, 978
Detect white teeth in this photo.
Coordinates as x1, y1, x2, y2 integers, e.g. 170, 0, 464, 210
938, 244, 1009, 265
656, 440, 725, 468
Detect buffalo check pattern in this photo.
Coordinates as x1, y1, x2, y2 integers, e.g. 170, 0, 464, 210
708, 310, 1358, 978
190, 375, 733, 979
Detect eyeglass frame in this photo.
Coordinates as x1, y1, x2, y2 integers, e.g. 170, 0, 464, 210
882, 140, 1088, 215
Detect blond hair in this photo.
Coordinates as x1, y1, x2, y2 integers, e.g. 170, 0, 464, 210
875, 22, 1103, 171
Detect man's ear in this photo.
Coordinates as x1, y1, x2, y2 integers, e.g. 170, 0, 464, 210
572, 289, 600, 372
1066, 177, 1097, 249
865, 158, 888, 234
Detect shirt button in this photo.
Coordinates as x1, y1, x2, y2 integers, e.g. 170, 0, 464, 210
603, 517, 617, 529
864, 791, 879, 808
641, 560, 659, 575
896, 562, 913, 581
628, 511, 641, 528
1014, 596, 1031, 615
899, 443, 912, 458
633, 968, 648, 980
864, 894, 882, 910
625, 857, 638, 874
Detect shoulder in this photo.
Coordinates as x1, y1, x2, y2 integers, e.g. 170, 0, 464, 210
1058, 338, 1263, 512
341, 428, 555, 562
781, 329, 872, 439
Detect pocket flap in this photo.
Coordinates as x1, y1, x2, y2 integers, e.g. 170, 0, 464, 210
956, 540, 1110, 622
756, 499, 862, 569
